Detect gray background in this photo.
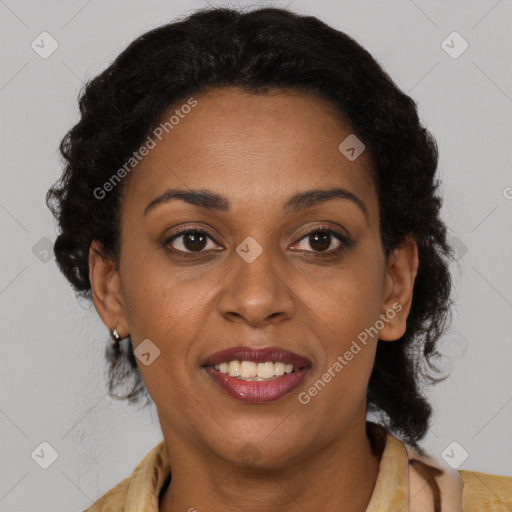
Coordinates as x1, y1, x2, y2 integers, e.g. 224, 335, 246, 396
1, 0, 511, 510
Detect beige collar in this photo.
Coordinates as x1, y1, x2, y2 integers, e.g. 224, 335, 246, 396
121, 428, 463, 511
406, 443, 463, 511
365, 425, 463, 511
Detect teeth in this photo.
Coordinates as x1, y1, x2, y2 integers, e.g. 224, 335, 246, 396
274, 362, 285, 376
228, 360, 240, 376
212, 360, 299, 379
240, 361, 257, 378
257, 361, 274, 379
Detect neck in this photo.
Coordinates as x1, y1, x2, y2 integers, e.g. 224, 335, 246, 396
159, 418, 383, 512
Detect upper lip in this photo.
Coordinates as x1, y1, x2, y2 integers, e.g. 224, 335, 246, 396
202, 345, 312, 368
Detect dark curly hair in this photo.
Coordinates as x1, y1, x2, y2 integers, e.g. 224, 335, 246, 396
46, 6, 456, 451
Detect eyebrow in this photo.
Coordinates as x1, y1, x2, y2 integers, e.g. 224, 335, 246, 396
143, 186, 369, 223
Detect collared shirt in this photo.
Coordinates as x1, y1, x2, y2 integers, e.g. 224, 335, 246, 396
83, 428, 512, 511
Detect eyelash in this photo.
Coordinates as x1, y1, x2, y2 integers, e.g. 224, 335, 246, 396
163, 225, 350, 259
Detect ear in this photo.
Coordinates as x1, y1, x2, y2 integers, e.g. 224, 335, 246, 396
378, 235, 419, 341
89, 240, 129, 338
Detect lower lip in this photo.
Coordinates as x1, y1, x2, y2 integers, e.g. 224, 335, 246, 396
203, 366, 310, 403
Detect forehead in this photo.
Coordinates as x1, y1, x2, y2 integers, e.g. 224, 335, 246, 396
123, 87, 378, 222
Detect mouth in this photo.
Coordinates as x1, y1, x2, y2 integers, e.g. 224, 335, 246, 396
202, 346, 312, 403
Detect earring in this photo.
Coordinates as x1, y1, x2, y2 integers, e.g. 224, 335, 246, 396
110, 327, 122, 345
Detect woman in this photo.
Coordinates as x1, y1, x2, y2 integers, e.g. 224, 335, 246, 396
46, 6, 512, 511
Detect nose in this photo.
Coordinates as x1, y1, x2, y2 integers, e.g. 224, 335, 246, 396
216, 246, 296, 328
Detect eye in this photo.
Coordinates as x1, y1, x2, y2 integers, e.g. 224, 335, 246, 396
292, 228, 349, 255
163, 226, 350, 258
165, 228, 222, 255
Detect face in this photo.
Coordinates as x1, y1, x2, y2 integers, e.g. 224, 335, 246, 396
90, 87, 418, 468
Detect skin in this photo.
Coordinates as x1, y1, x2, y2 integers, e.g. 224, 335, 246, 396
89, 87, 418, 512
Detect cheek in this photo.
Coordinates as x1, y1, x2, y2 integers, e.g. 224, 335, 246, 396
118, 243, 225, 396
302, 287, 380, 419
119, 239, 209, 339
310, 251, 384, 346
305, 246, 384, 393
118, 254, 208, 404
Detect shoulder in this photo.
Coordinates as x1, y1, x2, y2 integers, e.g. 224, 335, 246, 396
403, 439, 512, 512
459, 469, 512, 510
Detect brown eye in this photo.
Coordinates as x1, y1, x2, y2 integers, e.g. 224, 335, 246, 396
166, 229, 220, 254
293, 228, 348, 255
182, 231, 207, 251
307, 231, 331, 252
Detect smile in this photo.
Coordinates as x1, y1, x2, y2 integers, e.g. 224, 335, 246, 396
202, 345, 312, 403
